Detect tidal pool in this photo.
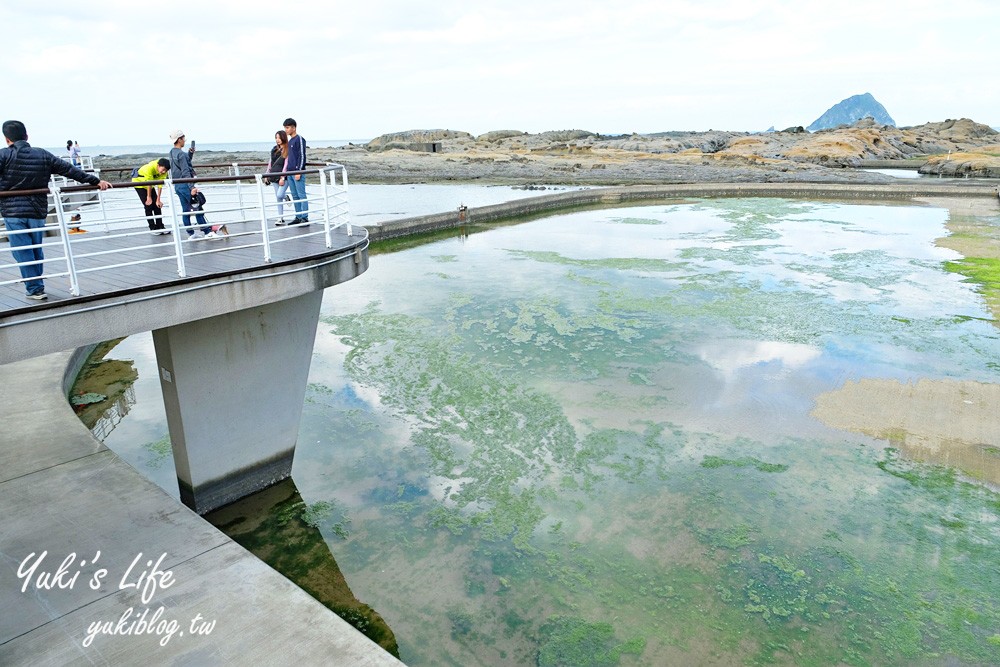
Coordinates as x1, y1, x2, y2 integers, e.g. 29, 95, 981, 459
98, 198, 1000, 665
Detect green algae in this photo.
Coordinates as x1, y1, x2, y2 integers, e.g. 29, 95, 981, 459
609, 216, 663, 225
701, 455, 789, 473
945, 256, 1000, 314
142, 434, 172, 469
207, 480, 399, 657
301, 199, 1000, 665
688, 451, 1000, 665
536, 616, 644, 667
507, 249, 688, 274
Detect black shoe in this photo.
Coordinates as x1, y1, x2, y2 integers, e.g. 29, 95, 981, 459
288, 218, 304, 225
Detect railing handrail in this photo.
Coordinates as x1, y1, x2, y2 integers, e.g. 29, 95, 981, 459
0, 163, 346, 198
96, 161, 335, 179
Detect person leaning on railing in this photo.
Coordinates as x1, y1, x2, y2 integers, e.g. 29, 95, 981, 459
132, 158, 171, 235
0, 120, 112, 302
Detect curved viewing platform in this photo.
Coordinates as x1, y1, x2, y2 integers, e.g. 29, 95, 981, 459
0, 163, 367, 365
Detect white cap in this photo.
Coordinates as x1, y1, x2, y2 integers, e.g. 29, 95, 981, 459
169, 130, 185, 142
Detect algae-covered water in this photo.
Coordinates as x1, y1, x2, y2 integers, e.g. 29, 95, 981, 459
99, 198, 1000, 665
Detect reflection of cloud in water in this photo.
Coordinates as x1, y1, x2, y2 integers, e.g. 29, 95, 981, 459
697, 339, 821, 379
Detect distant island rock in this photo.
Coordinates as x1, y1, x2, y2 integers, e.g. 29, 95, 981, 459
808, 93, 896, 131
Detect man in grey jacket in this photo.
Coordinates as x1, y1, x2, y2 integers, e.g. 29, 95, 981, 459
0, 120, 112, 300
168, 130, 215, 239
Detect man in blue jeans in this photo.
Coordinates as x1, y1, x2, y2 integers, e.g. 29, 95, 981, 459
168, 129, 217, 239
0, 120, 112, 301
282, 117, 308, 225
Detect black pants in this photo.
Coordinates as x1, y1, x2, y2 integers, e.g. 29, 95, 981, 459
135, 187, 165, 230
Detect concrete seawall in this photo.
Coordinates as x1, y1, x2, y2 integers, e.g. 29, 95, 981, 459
364, 182, 998, 241
857, 159, 925, 169
0, 354, 404, 665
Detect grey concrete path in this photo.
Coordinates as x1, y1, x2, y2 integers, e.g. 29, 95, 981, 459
0, 349, 403, 666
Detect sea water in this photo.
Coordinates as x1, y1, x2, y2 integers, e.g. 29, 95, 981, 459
93, 197, 1000, 665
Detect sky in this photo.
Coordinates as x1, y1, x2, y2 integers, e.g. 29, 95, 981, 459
9, 0, 1000, 147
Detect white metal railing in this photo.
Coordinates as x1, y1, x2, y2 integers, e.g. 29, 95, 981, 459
1, 164, 353, 298
52, 156, 97, 187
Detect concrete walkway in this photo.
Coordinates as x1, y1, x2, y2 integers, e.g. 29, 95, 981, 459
363, 180, 1000, 241
0, 349, 403, 666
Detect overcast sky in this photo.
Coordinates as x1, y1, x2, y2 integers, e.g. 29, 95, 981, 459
10, 0, 999, 147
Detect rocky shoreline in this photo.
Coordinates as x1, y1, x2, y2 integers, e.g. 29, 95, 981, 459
91, 147, 905, 187
93, 117, 1000, 186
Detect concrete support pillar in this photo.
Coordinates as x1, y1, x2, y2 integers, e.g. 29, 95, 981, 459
152, 291, 323, 514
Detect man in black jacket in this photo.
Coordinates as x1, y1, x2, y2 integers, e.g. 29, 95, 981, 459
0, 120, 112, 300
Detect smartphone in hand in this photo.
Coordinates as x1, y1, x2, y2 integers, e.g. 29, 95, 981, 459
188, 139, 196, 155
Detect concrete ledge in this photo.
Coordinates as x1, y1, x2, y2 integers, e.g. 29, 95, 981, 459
363, 182, 999, 242
0, 350, 403, 666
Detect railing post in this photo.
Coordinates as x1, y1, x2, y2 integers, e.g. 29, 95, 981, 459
320, 167, 332, 248
342, 167, 352, 237
49, 183, 81, 296
97, 179, 111, 234
165, 178, 188, 278
255, 174, 273, 263
233, 163, 248, 222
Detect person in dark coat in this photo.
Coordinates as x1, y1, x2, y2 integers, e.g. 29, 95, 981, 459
0, 120, 112, 300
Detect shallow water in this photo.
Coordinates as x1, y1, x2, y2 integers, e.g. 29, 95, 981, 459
98, 197, 1000, 665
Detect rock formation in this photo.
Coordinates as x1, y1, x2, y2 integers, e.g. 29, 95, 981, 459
808, 93, 896, 131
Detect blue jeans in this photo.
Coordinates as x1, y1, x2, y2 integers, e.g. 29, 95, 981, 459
272, 180, 289, 218
173, 183, 210, 235
5, 217, 46, 295
287, 174, 308, 220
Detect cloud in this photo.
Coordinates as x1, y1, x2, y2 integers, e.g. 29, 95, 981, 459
11, 0, 1000, 146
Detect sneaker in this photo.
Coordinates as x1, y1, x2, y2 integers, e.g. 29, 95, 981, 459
274, 219, 287, 226
26, 292, 47, 300
187, 233, 202, 241
288, 218, 304, 225
162, 229, 172, 235
204, 231, 222, 240
68, 228, 87, 234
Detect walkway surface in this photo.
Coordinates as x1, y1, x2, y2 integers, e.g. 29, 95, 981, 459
0, 349, 403, 666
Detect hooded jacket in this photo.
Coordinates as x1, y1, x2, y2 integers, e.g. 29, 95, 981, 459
0, 141, 100, 219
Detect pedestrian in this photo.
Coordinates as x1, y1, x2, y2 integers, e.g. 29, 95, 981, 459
0, 120, 112, 300
167, 130, 216, 239
282, 118, 308, 224
267, 129, 290, 225
131, 157, 171, 234
66, 140, 81, 167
